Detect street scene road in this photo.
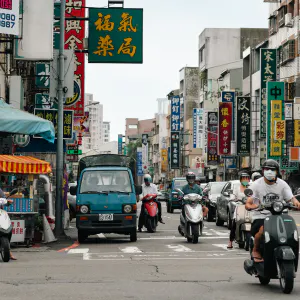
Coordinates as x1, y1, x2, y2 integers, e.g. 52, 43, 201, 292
2, 203, 300, 300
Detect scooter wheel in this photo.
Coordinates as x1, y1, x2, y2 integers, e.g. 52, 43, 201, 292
279, 261, 294, 294
0, 237, 10, 262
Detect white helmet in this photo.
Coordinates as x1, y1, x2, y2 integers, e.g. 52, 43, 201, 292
144, 174, 152, 183
251, 172, 262, 182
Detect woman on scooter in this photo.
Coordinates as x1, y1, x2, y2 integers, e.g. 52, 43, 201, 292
227, 172, 250, 249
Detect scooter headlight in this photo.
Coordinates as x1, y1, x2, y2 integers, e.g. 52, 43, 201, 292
273, 201, 284, 213
294, 230, 299, 241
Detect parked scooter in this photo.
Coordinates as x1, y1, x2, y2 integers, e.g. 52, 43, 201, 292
0, 188, 18, 262
176, 189, 203, 244
141, 194, 159, 233
243, 188, 299, 294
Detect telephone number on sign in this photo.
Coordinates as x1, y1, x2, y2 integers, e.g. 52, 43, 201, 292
0, 13, 16, 28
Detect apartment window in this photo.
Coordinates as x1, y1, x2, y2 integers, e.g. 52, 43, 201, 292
281, 40, 295, 65
269, 15, 277, 35
200, 46, 205, 63
288, 0, 295, 17
285, 82, 296, 100
128, 124, 137, 129
278, 5, 287, 27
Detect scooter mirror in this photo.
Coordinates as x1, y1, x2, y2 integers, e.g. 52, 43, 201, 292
244, 188, 253, 197
9, 189, 18, 197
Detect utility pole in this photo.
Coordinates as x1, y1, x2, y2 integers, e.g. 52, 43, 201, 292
55, 0, 66, 236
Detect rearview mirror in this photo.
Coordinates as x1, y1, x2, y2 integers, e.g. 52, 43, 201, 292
135, 185, 142, 195
9, 189, 18, 197
70, 185, 77, 196
244, 188, 253, 197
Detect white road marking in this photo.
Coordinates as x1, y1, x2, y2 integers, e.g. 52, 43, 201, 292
84, 256, 246, 261
166, 245, 193, 252
202, 231, 213, 236
120, 246, 143, 253
97, 233, 106, 239
139, 236, 228, 240
207, 253, 225, 257
68, 248, 89, 254
212, 244, 234, 251
209, 229, 229, 236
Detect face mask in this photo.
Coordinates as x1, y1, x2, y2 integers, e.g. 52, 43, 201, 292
264, 170, 276, 181
241, 181, 249, 186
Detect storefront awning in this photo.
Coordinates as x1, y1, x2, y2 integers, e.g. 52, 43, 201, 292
0, 155, 52, 174
0, 101, 55, 143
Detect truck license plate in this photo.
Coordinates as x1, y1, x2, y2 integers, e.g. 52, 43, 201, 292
99, 214, 113, 221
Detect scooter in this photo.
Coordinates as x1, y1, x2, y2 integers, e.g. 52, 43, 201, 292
0, 189, 18, 262
141, 194, 159, 233
243, 188, 299, 294
176, 189, 203, 244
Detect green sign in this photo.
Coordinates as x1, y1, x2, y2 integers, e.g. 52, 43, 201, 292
67, 149, 82, 155
35, 94, 58, 109
260, 49, 277, 138
266, 81, 285, 160
36, 63, 50, 88
123, 145, 128, 155
88, 8, 143, 63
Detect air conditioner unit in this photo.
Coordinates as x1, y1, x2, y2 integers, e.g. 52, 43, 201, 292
285, 13, 294, 27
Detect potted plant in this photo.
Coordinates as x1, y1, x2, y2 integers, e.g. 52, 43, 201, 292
34, 215, 43, 242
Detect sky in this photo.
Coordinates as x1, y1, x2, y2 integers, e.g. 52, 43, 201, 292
85, 0, 269, 141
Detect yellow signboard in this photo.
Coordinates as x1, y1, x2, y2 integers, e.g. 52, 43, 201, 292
270, 100, 282, 156
161, 149, 168, 172
295, 120, 300, 146
274, 120, 285, 141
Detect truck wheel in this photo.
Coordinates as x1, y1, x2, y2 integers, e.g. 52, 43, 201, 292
0, 237, 10, 262
78, 230, 88, 243
130, 229, 137, 242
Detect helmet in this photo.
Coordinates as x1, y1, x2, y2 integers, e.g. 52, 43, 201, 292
251, 172, 262, 182
195, 176, 201, 184
186, 172, 196, 184
262, 159, 280, 173
144, 174, 152, 184
239, 172, 250, 180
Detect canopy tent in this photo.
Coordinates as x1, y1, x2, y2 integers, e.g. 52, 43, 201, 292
0, 101, 55, 143
0, 155, 52, 174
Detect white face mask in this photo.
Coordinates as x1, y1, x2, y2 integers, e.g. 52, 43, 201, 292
263, 170, 276, 181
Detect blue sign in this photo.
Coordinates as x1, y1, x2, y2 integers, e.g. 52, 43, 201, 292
137, 149, 143, 176
222, 91, 235, 140
171, 96, 180, 132
118, 134, 123, 155
225, 157, 237, 169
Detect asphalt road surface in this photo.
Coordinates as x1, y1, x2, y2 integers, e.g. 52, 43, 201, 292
2, 202, 300, 300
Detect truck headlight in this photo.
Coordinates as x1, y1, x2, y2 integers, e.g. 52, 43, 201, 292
123, 205, 132, 213
80, 205, 89, 214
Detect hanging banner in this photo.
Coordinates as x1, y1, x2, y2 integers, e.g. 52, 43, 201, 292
118, 134, 123, 154
286, 120, 294, 148
136, 147, 143, 176
171, 96, 180, 132
267, 82, 284, 158
260, 49, 277, 138
161, 149, 168, 173
193, 108, 204, 149
236, 97, 251, 156
203, 111, 208, 157
207, 112, 218, 165
73, 112, 90, 135
221, 91, 235, 139
170, 132, 180, 169
142, 134, 148, 172
295, 120, 300, 146
218, 102, 233, 156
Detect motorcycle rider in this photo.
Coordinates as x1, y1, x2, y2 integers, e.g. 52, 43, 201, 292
245, 159, 300, 262
138, 174, 164, 232
182, 172, 208, 217
227, 172, 250, 249
251, 172, 262, 182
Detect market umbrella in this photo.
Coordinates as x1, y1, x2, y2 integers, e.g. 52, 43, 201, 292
0, 100, 55, 143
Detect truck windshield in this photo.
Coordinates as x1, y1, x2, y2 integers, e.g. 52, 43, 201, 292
80, 170, 132, 194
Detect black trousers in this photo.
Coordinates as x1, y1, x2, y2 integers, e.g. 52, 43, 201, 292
229, 220, 236, 242
138, 200, 162, 229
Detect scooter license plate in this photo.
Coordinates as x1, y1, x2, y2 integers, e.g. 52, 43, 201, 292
99, 214, 113, 221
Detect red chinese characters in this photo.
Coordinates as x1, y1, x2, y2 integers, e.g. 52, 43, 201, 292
0, 0, 12, 10
64, 0, 85, 117
218, 103, 232, 155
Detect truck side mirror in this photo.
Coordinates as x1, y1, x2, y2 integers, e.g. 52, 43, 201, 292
135, 185, 142, 195
70, 185, 77, 196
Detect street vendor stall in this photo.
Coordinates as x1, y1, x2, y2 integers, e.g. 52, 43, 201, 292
0, 155, 52, 246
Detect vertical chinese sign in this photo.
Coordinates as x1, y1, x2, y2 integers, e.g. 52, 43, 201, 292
136, 147, 143, 176
218, 103, 232, 156
207, 112, 218, 165
267, 81, 284, 159
170, 96, 180, 169
193, 108, 204, 149
88, 8, 143, 63
236, 97, 251, 156
54, 0, 85, 116
118, 134, 123, 154
161, 149, 168, 173
221, 91, 235, 139
260, 49, 277, 138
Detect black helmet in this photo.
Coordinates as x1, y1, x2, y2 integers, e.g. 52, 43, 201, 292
186, 172, 196, 184
239, 172, 250, 180
262, 159, 280, 173
251, 172, 262, 181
